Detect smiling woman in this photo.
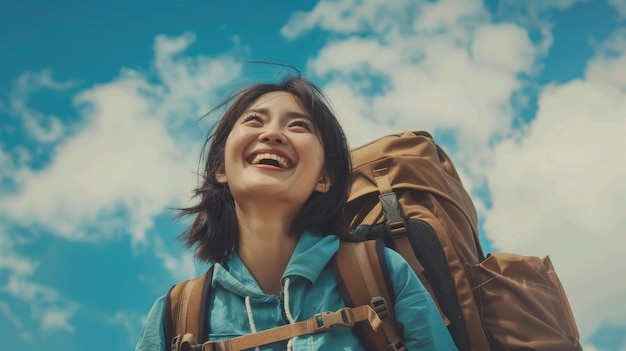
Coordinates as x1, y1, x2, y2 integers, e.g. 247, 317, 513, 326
179, 77, 355, 265
134, 76, 457, 351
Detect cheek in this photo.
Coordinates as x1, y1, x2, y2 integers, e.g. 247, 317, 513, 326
308, 143, 327, 174
222, 132, 242, 167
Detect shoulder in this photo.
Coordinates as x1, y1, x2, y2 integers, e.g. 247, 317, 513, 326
135, 268, 215, 351
380, 247, 444, 314
379, 247, 459, 349
381, 246, 424, 292
135, 295, 166, 351
382, 246, 409, 270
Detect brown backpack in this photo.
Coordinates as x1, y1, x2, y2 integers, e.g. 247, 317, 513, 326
164, 130, 583, 351
344, 130, 582, 350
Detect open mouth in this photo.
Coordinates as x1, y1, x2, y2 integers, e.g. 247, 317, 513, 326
247, 152, 293, 169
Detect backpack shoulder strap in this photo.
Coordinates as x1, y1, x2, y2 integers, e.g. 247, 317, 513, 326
334, 240, 406, 351
374, 169, 451, 326
163, 266, 214, 351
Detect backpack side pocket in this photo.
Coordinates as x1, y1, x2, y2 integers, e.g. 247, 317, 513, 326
471, 253, 582, 351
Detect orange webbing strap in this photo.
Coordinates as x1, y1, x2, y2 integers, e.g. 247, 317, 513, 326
355, 241, 407, 351
336, 241, 406, 351
373, 169, 450, 326
168, 272, 209, 351
174, 306, 382, 351
177, 279, 197, 335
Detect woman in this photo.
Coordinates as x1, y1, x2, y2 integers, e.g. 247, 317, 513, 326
135, 76, 457, 350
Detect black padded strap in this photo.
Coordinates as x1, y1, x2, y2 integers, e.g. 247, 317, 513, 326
163, 284, 176, 351
197, 266, 214, 343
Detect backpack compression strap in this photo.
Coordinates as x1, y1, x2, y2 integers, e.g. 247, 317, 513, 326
334, 240, 407, 351
164, 266, 214, 351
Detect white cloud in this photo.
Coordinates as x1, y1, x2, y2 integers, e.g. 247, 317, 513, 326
281, 0, 417, 39
587, 28, 626, 88
493, 0, 591, 22
485, 28, 626, 339
0, 147, 16, 183
153, 234, 206, 281
0, 301, 33, 340
0, 33, 243, 246
7, 69, 75, 143
106, 310, 147, 346
0, 301, 24, 330
0, 228, 50, 338
3, 275, 79, 334
492, 0, 592, 59
609, 0, 626, 19
501, 0, 590, 11
413, 0, 487, 34
471, 24, 536, 74
0, 232, 38, 276
321, 82, 399, 148
40, 308, 77, 333
0, 32, 244, 340
298, 0, 540, 185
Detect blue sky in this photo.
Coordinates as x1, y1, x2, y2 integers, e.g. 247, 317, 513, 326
1, 0, 625, 350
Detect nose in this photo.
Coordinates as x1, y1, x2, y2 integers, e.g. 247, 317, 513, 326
258, 126, 287, 144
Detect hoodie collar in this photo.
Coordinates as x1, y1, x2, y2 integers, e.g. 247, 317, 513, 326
212, 231, 340, 297
282, 231, 339, 284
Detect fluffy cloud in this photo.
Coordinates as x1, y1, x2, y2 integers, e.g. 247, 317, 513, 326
285, 0, 540, 182
485, 28, 626, 339
281, 0, 417, 39
0, 230, 38, 277
0, 32, 243, 337
106, 310, 149, 346
0, 33, 242, 246
3, 274, 79, 334
2, 229, 72, 336
0, 230, 37, 338
609, 0, 626, 19
5, 69, 75, 144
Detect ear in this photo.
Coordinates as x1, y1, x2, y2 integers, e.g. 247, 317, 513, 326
215, 164, 228, 184
314, 171, 334, 193
215, 173, 227, 184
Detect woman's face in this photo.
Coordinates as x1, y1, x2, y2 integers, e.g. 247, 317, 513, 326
219, 91, 331, 208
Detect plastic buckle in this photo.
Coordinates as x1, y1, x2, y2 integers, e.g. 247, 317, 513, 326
370, 296, 389, 320
171, 334, 182, 351
314, 308, 354, 331
394, 340, 408, 351
378, 192, 406, 236
171, 333, 198, 351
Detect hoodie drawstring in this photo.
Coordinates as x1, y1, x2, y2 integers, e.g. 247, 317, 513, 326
283, 278, 295, 351
244, 296, 261, 351
244, 279, 297, 351
245, 279, 295, 351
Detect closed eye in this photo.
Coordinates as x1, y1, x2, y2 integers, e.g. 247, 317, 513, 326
289, 119, 313, 131
242, 114, 263, 125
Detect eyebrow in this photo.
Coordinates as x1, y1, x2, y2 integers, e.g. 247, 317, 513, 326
245, 108, 311, 120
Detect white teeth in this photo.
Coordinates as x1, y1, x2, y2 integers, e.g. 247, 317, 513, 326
250, 153, 292, 168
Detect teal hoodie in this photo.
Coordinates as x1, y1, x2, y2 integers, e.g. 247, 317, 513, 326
135, 232, 457, 351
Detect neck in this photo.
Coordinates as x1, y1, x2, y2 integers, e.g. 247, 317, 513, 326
235, 201, 301, 295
